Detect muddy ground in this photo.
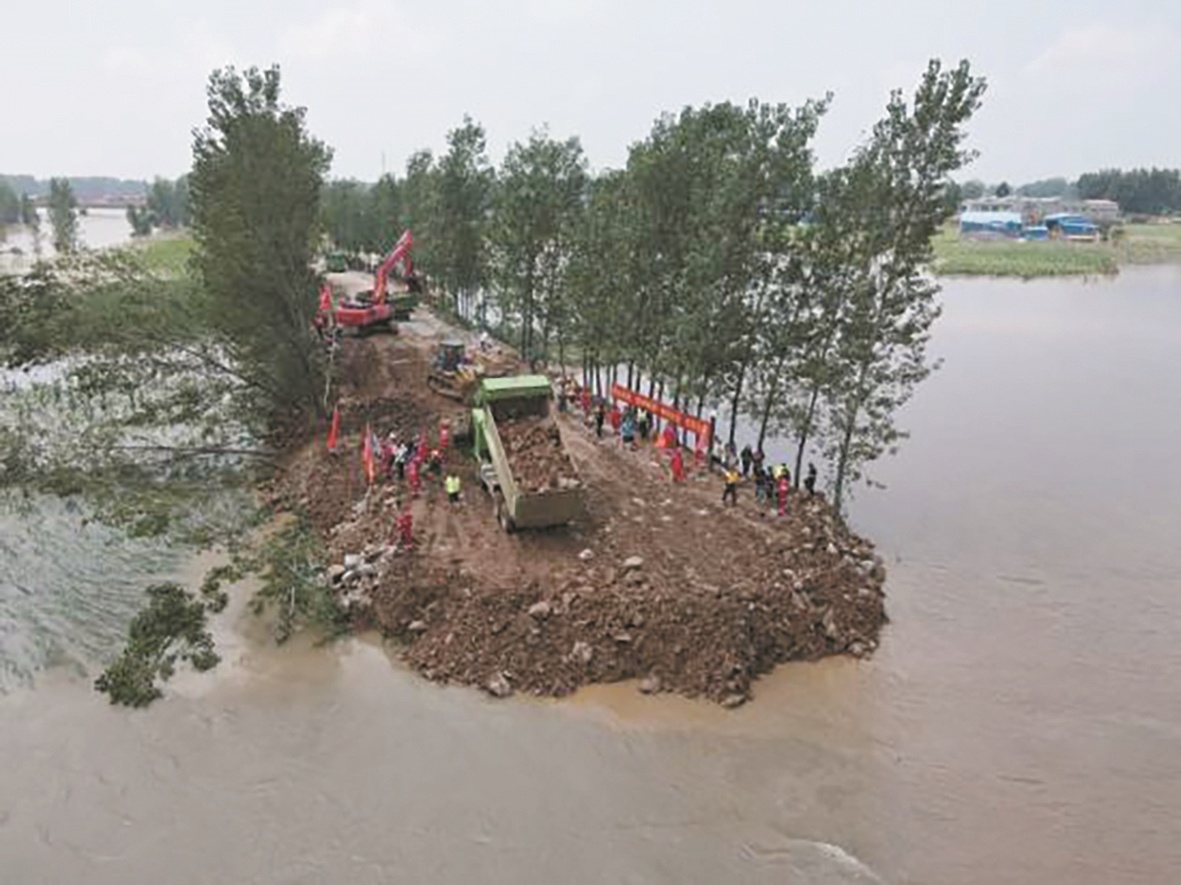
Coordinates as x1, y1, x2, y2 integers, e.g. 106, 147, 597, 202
270, 311, 887, 705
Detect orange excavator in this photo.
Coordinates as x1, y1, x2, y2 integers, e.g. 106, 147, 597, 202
332, 229, 419, 334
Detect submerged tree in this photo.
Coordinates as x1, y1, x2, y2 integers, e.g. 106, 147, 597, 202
48, 177, 79, 253
189, 64, 333, 420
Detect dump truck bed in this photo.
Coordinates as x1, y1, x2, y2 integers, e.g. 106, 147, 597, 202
474, 376, 583, 531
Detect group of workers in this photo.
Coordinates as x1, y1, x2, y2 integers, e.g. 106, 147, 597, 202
378, 430, 463, 505
721, 448, 818, 516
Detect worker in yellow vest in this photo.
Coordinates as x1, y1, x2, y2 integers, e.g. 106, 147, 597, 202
445, 473, 461, 505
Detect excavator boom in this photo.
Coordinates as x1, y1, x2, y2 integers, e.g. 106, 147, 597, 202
373, 230, 414, 306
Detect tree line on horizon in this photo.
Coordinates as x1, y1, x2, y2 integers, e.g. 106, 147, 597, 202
953, 167, 1181, 215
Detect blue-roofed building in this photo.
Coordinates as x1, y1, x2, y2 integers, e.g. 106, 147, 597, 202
959, 211, 1024, 238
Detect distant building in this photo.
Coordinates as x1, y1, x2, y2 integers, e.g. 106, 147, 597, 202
959, 210, 1024, 238
961, 196, 1120, 224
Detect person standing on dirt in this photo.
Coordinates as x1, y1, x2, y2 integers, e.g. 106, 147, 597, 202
752, 446, 765, 477
777, 473, 790, 517
722, 466, 740, 506
445, 473, 461, 505
637, 409, 651, 442
805, 462, 817, 497
394, 443, 408, 481
740, 444, 753, 478
594, 401, 606, 438
723, 441, 738, 471
621, 410, 636, 448
427, 447, 443, 478
669, 445, 685, 482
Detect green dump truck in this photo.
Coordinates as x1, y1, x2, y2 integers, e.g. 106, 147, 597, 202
472, 375, 583, 532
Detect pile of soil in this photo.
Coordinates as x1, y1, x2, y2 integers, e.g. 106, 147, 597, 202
498, 415, 580, 492
271, 317, 888, 706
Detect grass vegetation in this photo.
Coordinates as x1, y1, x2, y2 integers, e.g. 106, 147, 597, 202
932, 221, 1181, 278
124, 234, 195, 276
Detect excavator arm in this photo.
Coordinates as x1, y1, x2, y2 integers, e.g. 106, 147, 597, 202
372, 230, 414, 306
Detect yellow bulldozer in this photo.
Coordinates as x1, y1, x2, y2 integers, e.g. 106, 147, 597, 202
426, 339, 518, 404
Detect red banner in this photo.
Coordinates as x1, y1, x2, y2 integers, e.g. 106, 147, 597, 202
610, 384, 713, 443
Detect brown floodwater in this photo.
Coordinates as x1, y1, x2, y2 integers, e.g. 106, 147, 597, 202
2, 267, 1180, 883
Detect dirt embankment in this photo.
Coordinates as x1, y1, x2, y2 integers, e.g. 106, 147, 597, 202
270, 318, 887, 705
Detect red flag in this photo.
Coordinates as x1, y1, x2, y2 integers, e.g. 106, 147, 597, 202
326, 408, 341, 452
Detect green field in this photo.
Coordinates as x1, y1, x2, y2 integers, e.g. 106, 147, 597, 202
123, 234, 195, 276
932, 222, 1181, 278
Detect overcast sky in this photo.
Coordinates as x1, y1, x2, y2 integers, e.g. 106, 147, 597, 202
4, 0, 1179, 184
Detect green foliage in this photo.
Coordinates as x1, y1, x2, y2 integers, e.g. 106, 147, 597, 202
246, 518, 346, 644
130, 235, 196, 276
1016, 177, 1074, 199
1077, 167, 1181, 215
488, 128, 587, 358
434, 115, 494, 319
814, 59, 987, 511
959, 179, 985, 200
126, 205, 153, 236
47, 177, 78, 253
189, 64, 332, 420
0, 178, 20, 225
94, 582, 220, 707
932, 226, 1118, 276
19, 192, 38, 227
993, 181, 1011, 197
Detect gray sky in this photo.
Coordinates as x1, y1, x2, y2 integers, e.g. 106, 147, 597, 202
4, 0, 1179, 183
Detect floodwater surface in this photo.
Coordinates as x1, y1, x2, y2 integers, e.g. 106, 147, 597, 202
2, 267, 1180, 884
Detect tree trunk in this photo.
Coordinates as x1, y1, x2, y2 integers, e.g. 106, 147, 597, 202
793, 384, 821, 490
757, 379, 778, 451
726, 362, 747, 447
832, 404, 858, 515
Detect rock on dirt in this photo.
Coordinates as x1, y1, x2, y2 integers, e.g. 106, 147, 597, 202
486, 672, 514, 698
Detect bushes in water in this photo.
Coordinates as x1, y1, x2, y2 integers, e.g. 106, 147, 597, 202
94, 582, 220, 707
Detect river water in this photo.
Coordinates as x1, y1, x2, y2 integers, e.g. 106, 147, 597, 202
1, 267, 1179, 884
0, 208, 133, 271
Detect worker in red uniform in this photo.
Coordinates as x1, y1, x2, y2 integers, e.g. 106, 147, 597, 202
396, 511, 414, 550
439, 420, 451, 451
580, 387, 592, 417
777, 472, 790, 517
408, 459, 421, 497
670, 446, 685, 482
661, 423, 677, 451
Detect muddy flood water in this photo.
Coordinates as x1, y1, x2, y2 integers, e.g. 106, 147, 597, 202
2, 266, 1179, 883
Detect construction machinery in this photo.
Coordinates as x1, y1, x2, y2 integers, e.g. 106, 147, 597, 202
472, 376, 584, 533
427, 339, 520, 404
333, 230, 419, 333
